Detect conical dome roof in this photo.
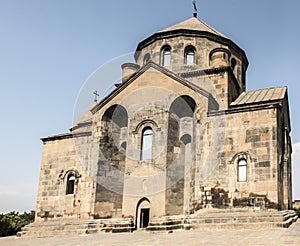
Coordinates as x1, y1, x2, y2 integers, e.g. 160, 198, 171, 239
158, 17, 227, 38
136, 17, 230, 53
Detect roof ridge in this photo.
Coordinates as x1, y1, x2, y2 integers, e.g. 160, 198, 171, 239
197, 18, 225, 36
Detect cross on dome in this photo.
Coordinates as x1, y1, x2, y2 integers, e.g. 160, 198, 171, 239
193, 0, 198, 18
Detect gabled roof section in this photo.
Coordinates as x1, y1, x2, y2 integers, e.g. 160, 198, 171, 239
231, 86, 287, 106
158, 17, 227, 38
91, 61, 212, 114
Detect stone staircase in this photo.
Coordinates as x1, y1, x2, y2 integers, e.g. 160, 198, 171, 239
17, 209, 298, 237
17, 218, 134, 238
146, 209, 298, 232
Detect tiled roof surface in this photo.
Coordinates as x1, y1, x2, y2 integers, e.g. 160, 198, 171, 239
231, 87, 287, 106
158, 17, 227, 38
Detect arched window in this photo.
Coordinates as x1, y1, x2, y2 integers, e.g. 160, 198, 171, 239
231, 58, 237, 71
143, 53, 151, 65
238, 159, 247, 182
141, 127, 153, 160
185, 47, 195, 65
66, 173, 76, 195
161, 46, 171, 67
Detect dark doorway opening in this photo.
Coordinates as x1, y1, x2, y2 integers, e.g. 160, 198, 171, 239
140, 208, 150, 228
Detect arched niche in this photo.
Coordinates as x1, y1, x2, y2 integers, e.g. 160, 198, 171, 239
100, 104, 128, 160
180, 134, 192, 145
101, 104, 128, 128
166, 96, 196, 215
169, 95, 196, 118
94, 104, 129, 219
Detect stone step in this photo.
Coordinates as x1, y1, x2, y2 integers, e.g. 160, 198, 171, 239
186, 216, 287, 224
183, 221, 292, 230
17, 210, 298, 237
147, 224, 183, 232
149, 219, 183, 226
146, 209, 298, 233
17, 218, 134, 238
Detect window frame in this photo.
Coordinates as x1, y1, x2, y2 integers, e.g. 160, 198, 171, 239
161, 46, 171, 67
238, 158, 247, 182
66, 173, 76, 195
185, 46, 195, 65
141, 127, 153, 160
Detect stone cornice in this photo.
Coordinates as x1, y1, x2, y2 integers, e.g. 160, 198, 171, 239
41, 131, 92, 143
132, 119, 159, 134
208, 101, 283, 117
69, 121, 92, 132
179, 66, 232, 78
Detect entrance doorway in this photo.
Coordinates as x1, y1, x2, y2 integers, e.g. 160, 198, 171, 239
140, 208, 150, 228
136, 198, 151, 229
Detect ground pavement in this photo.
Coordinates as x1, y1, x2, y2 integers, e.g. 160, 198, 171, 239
1, 220, 300, 246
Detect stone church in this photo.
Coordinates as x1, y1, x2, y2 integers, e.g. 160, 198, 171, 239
35, 14, 292, 229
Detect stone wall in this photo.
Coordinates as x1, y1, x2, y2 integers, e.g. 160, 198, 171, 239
36, 134, 95, 221
196, 107, 280, 210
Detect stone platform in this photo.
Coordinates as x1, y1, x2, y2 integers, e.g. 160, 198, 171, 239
147, 209, 298, 232
17, 218, 134, 238
17, 209, 298, 238
3, 221, 300, 246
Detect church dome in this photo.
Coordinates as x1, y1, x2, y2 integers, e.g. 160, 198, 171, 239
134, 17, 248, 84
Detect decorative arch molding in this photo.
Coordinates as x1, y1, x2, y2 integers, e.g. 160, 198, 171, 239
136, 197, 151, 208
57, 169, 81, 184
160, 44, 172, 51
184, 45, 196, 52
229, 151, 253, 165
132, 119, 159, 134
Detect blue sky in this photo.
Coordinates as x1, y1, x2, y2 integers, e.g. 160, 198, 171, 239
0, 0, 300, 213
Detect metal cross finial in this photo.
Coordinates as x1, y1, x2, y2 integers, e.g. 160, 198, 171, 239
93, 90, 99, 102
193, 0, 198, 18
